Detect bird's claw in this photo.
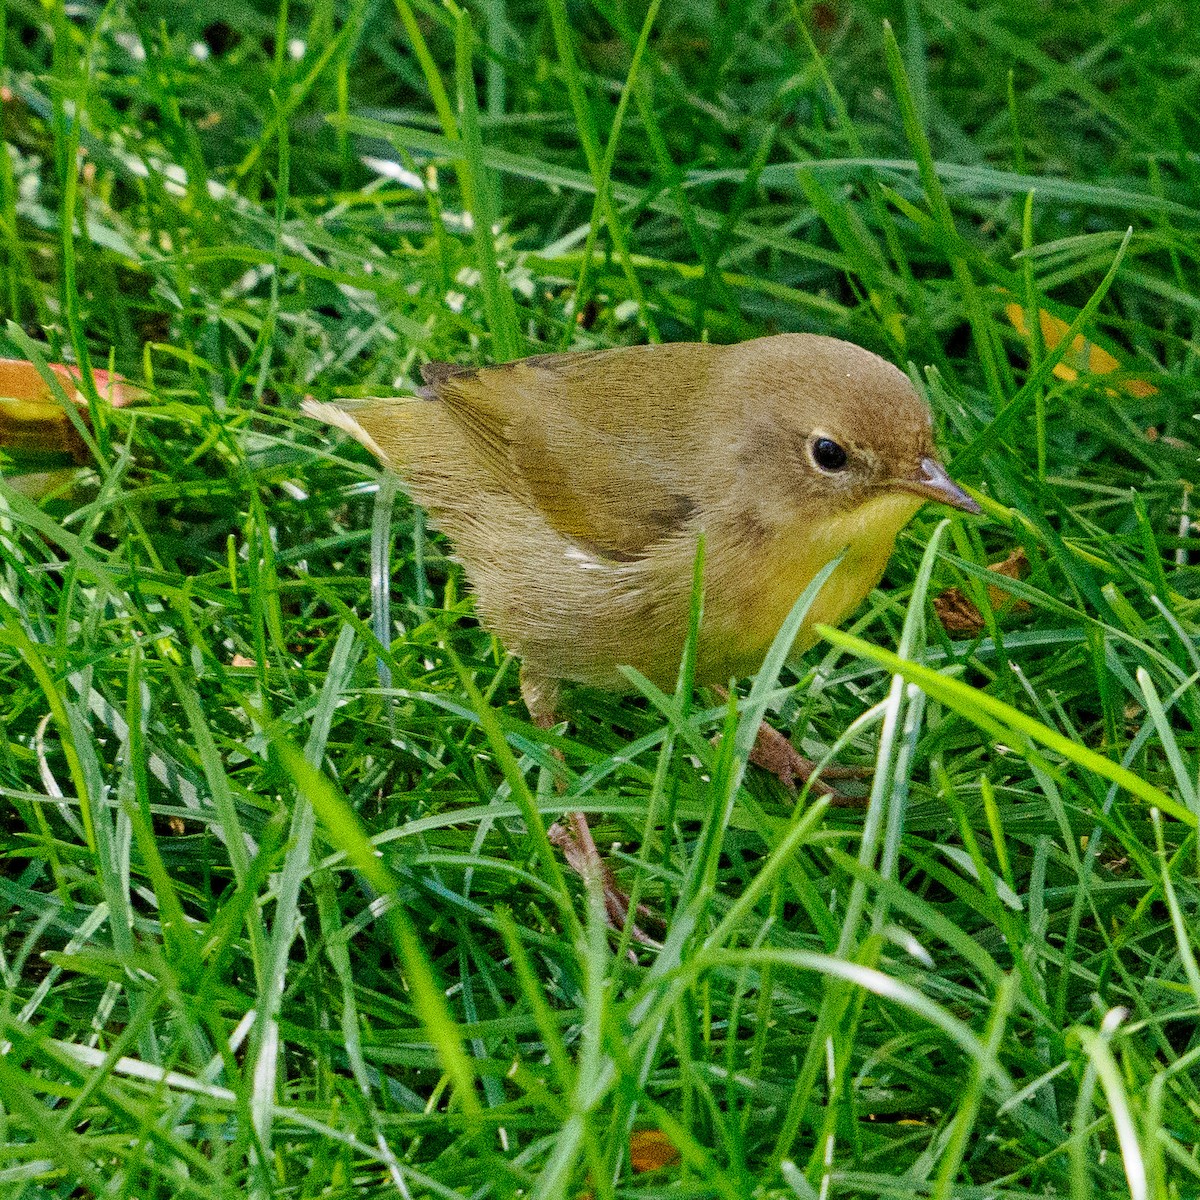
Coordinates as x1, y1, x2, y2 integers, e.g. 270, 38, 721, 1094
747, 722, 870, 808
548, 813, 661, 948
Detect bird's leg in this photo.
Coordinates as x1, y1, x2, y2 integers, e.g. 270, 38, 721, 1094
520, 666, 660, 947
712, 686, 869, 809
518, 667, 561, 736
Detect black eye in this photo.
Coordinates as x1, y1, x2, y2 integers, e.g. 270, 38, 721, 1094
811, 436, 848, 472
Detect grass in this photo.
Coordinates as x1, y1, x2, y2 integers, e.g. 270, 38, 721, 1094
1, 0, 1199, 1196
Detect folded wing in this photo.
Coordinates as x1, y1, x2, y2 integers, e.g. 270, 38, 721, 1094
319, 344, 728, 560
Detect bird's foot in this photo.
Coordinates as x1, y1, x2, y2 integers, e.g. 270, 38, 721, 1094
548, 812, 661, 948
747, 721, 870, 808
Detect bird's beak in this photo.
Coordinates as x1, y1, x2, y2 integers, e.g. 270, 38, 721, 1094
895, 457, 982, 514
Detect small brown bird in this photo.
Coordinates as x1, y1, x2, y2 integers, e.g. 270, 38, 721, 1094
308, 334, 978, 921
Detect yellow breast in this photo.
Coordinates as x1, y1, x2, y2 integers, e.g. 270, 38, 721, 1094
700, 492, 922, 681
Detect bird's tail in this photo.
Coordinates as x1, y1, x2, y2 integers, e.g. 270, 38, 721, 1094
302, 397, 416, 468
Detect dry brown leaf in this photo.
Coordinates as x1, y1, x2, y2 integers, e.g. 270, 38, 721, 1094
629, 1129, 682, 1173
934, 548, 1031, 635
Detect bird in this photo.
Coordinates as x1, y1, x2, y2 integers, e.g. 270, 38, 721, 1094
307, 334, 979, 929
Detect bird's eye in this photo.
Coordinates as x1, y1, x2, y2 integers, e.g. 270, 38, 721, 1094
811, 436, 848, 472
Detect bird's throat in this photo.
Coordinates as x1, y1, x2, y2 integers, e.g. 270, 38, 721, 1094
702, 491, 922, 680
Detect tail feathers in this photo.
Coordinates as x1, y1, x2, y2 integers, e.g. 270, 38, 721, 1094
302, 397, 394, 465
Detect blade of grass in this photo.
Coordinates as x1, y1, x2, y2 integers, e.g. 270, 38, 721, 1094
274, 736, 483, 1118
454, 10, 519, 361
818, 625, 1195, 826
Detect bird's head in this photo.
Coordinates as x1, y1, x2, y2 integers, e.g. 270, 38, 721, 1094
729, 334, 979, 540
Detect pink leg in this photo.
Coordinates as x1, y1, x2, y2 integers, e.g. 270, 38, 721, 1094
522, 667, 660, 947
712, 687, 869, 809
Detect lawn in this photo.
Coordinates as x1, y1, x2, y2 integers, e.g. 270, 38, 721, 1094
1, 1, 1198, 1197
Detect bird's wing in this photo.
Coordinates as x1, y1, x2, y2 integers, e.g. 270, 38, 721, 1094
422, 346, 722, 559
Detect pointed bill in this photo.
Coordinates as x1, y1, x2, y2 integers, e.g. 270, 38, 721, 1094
895, 457, 981, 514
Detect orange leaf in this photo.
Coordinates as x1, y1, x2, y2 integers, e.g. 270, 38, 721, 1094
0, 358, 137, 461
1004, 303, 1156, 398
629, 1129, 681, 1173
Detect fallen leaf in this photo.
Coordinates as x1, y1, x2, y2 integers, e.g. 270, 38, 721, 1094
0, 358, 137, 463
1004, 303, 1156, 398
629, 1129, 681, 1173
935, 548, 1031, 635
